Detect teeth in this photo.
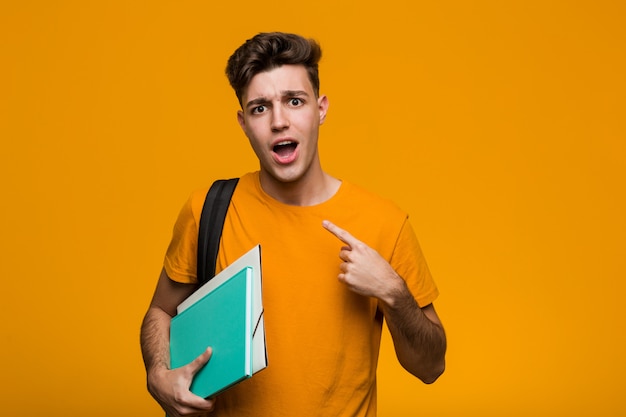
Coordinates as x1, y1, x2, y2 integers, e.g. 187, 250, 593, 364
276, 141, 294, 146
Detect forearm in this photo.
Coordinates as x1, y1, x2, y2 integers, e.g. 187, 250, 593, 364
381, 278, 446, 384
140, 306, 173, 375
140, 271, 215, 415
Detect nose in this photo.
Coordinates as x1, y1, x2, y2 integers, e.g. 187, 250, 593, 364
271, 105, 289, 131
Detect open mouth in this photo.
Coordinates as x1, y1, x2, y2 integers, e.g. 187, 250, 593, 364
272, 141, 298, 160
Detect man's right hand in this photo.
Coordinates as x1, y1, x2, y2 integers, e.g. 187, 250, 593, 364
147, 347, 216, 417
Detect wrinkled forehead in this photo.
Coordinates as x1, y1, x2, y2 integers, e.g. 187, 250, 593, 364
242, 65, 316, 103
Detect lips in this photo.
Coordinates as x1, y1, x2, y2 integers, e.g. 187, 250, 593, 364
271, 139, 299, 164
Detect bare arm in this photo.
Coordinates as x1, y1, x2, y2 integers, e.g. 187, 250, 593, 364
322, 221, 446, 383
140, 269, 216, 416
379, 283, 446, 383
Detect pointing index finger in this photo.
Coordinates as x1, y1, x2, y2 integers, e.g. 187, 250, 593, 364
322, 220, 360, 247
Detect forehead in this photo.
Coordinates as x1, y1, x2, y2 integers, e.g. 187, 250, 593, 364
243, 65, 314, 101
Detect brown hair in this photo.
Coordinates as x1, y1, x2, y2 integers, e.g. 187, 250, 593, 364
226, 32, 322, 106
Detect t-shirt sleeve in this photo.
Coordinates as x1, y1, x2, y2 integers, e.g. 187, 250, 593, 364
163, 194, 201, 284
390, 218, 439, 307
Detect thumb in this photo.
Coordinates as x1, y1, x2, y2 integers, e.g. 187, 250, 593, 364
187, 347, 212, 376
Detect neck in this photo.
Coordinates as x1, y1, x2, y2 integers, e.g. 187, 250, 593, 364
259, 168, 341, 206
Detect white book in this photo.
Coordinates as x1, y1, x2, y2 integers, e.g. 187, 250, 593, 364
176, 244, 267, 376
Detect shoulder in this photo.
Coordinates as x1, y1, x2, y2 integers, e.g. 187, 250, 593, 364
184, 186, 210, 226
185, 172, 257, 220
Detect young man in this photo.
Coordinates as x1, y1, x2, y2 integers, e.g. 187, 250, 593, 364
141, 32, 446, 417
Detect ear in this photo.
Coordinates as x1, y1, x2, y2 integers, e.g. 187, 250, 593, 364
237, 110, 246, 131
318, 95, 329, 125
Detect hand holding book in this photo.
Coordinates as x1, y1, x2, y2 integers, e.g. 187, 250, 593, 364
152, 347, 215, 417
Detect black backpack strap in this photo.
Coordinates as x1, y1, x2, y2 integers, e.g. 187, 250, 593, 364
197, 178, 239, 285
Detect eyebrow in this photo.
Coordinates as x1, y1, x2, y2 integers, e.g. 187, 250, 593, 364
244, 90, 310, 109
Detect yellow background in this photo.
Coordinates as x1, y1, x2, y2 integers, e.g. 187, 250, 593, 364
1, 1, 624, 416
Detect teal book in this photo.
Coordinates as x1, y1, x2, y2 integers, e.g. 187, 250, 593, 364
176, 245, 267, 377
170, 266, 254, 398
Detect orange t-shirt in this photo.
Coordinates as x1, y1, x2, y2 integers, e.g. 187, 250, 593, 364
164, 172, 438, 417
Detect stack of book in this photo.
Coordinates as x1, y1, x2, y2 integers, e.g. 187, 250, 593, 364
170, 245, 267, 398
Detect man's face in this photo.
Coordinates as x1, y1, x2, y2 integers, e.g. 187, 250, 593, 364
237, 65, 328, 187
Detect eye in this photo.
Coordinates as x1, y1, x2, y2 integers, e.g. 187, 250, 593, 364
251, 105, 267, 115
289, 98, 303, 106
